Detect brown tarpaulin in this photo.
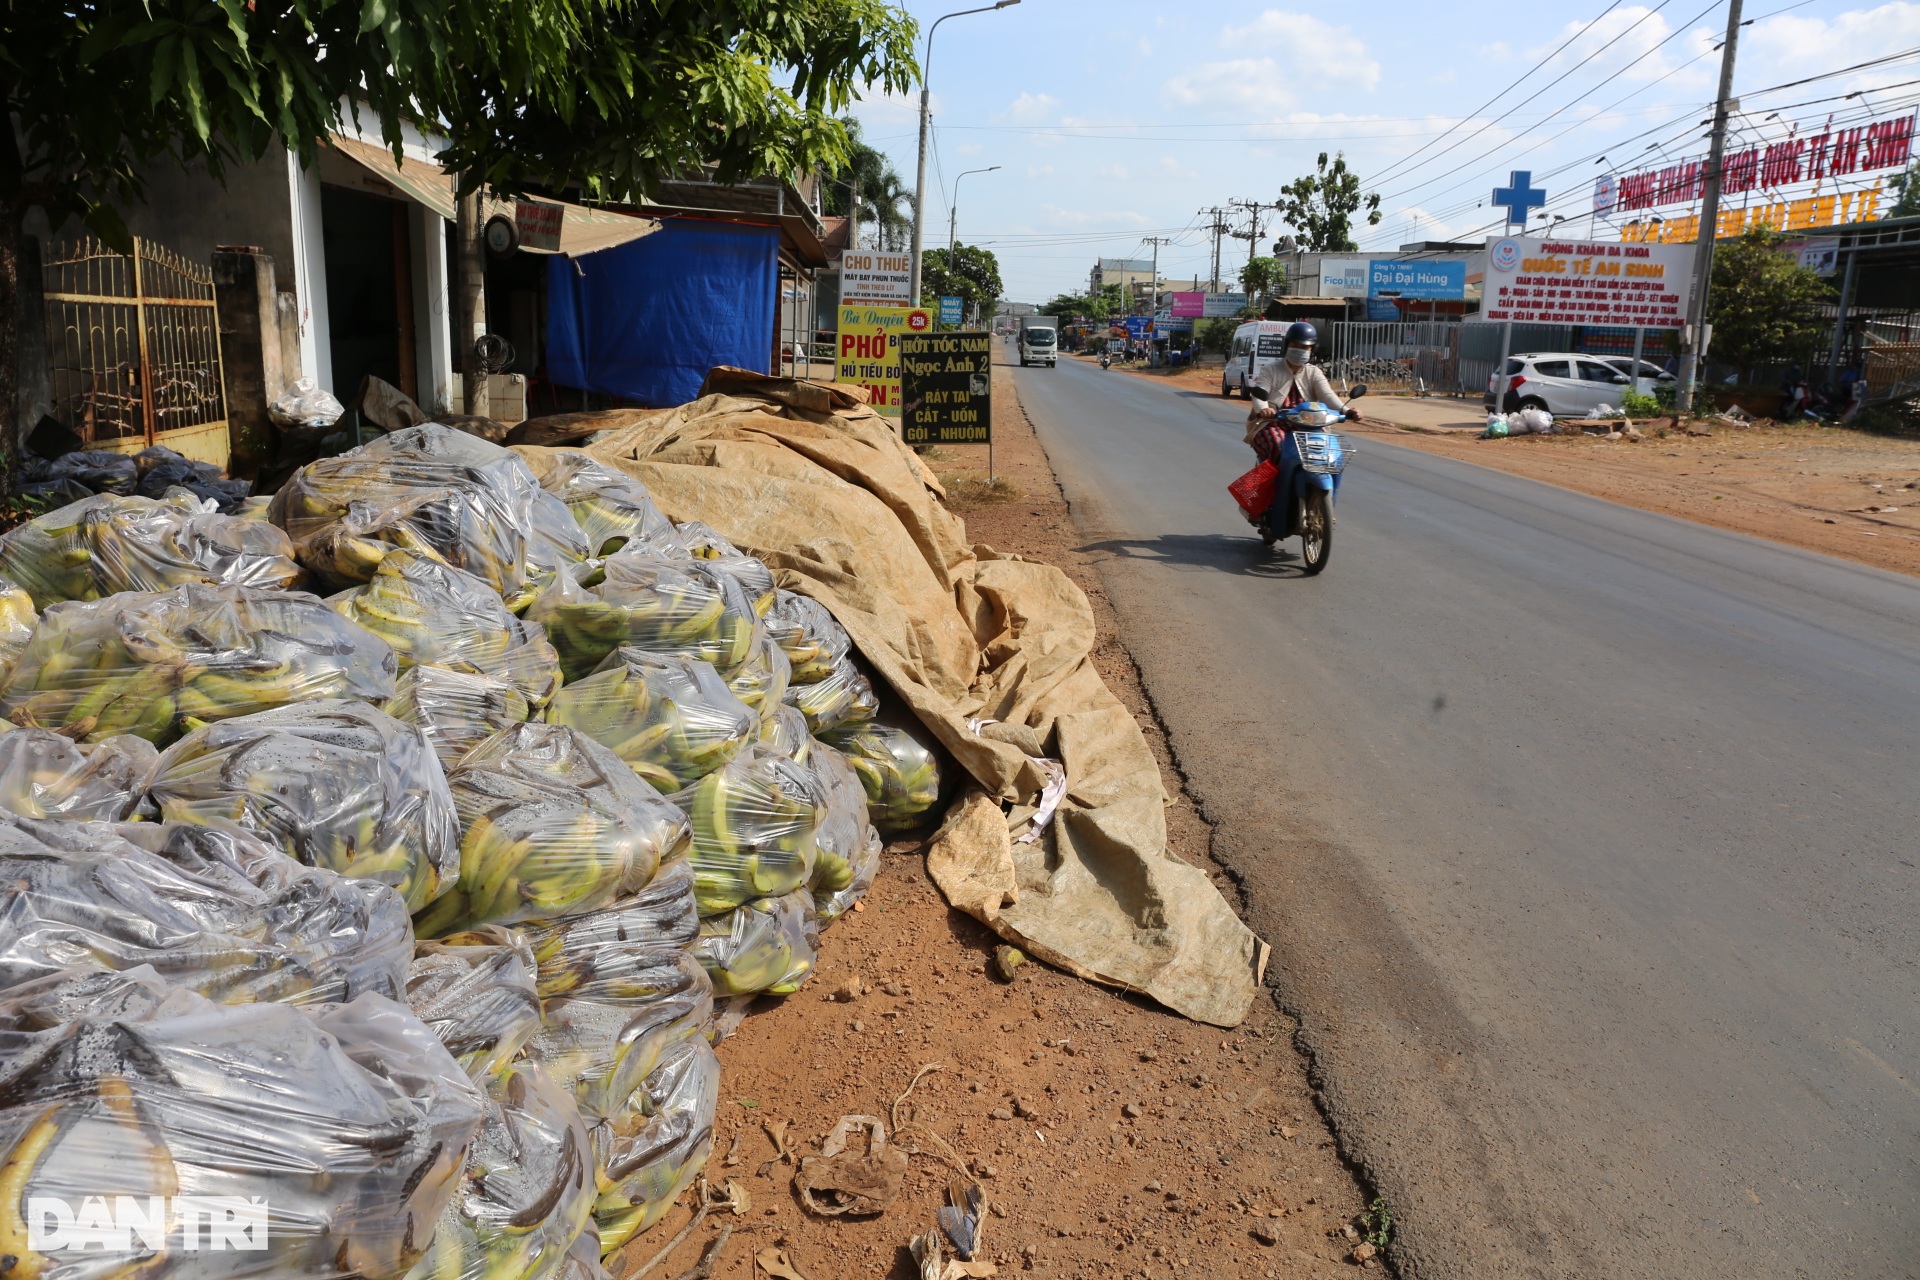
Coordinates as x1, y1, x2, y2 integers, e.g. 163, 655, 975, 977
515, 369, 1266, 1026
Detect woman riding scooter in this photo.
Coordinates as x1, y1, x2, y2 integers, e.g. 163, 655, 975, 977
1245, 321, 1359, 445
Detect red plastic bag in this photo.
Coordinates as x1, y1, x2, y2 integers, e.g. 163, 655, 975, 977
1228, 460, 1279, 519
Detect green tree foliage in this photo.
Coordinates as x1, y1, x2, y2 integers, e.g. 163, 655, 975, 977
1888, 163, 1920, 219
0, 0, 918, 473
1276, 152, 1382, 253
1706, 229, 1835, 377
1041, 283, 1129, 320
1238, 256, 1285, 299
1195, 317, 1238, 355
922, 243, 1002, 318
821, 118, 913, 250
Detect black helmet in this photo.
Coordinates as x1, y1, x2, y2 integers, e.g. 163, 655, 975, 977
1284, 321, 1318, 348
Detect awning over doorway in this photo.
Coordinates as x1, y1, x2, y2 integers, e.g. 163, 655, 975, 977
325, 135, 456, 219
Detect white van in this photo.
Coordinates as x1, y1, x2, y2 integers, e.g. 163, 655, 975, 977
1221, 320, 1293, 398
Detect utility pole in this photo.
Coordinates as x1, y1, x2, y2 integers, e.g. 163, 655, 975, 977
848, 174, 862, 252
1199, 207, 1230, 292
455, 188, 489, 419
1676, 0, 1745, 415
1230, 199, 1282, 298
1143, 236, 1172, 318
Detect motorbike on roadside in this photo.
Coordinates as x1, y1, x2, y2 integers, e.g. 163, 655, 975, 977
1099, 353, 1112, 370
1240, 384, 1365, 575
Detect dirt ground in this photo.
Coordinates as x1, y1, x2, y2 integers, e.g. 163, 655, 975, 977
1357, 399, 1920, 578
622, 364, 1376, 1280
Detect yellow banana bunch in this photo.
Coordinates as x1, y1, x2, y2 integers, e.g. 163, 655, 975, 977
724, 633, 790, 719
528, 555, 761, 684
588, 1037, 720, 1253
146, 699, 459, 913
413, 725, 689, 937
781, 655, 879, 736
757, 705, 812, 763
0, 576, 37, 684
802, 738, 882, 924
690, 889, 820, 997
821, 720, 945, 833
763, 590, 852, 685
407, 933, 545, 1080
333, 549, 561, 708
0, 727, 156, 821
675, 744, 825, 916
538, 452, 680, 559
0, 584, 397, 746
385, 665, 532, 771
670, 523, 776, 616
545, 650, 756, 794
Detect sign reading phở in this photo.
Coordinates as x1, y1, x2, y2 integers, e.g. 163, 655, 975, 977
898, 332, 992, 445
515, 200, 564, 252
1481, 235, 1695, 328
838, 305, 932, 416
841, 252, 913, 304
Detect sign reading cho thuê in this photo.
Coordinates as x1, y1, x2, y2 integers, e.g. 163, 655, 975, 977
898, 332, 991, 445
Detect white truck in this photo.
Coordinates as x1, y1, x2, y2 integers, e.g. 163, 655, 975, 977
1018, 317, 1059, 368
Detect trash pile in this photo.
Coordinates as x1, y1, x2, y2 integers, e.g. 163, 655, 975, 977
0, 421, 949, 1277
16, 443, 252, 511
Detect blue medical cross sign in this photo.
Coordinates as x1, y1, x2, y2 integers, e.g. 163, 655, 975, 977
1491, 171, 1548, 227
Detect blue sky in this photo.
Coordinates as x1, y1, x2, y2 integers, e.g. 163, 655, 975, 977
848, 0, 1920, 301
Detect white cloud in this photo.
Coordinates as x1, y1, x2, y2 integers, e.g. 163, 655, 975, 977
1219, 12, 1381, 91
1527, 6, 1714, 86
997, 92, 1060, 124
1740, 2, 1920, 93
1038, 204, 1152, 227
1158, 155, 1201, 181
955, 141, 985, 156
1162, 58, 1295, 111
1098, 164, 1133, 180
1025, 164, 1055, 178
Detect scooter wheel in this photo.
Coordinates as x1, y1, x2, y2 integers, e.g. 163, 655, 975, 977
1300, 492, 1333, 574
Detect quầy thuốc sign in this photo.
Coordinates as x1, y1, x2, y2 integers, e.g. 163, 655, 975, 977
1481, 235, 1695, 329
898, 332, 991, 445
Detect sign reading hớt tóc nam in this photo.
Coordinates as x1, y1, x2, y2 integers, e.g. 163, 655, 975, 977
838, 305, 932, 416
898, 332, 991, 445
841, 252, 913, 304
1481, 235, 1695, 328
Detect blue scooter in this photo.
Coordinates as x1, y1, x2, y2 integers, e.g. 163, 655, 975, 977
1246, 383, 1364, 575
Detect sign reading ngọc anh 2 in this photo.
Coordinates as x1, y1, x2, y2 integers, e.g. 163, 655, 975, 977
898, 332, 992, 445
1481, 235, 1695, 329
838, 305, 932, 416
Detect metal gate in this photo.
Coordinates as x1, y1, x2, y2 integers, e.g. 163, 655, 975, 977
42, 237, 227, 454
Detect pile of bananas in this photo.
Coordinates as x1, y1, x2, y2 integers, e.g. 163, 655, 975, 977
145, 698, 459, 912
804, 739, 882, 924
405, 939, 600, 1280
0, 965, 484, 1279
764, 590, 851, 683
531, 554, 762, 683
546, 649, 756, 793
0, 583, 398, 744
416, 724, 690, 936
783, 654, 880, 735
0, 575, 36, 681
385, 665, 533, 770
0, 491, 304, 605
671, 522, 776, 615
333, 549, 562, 707
271, 425, 588, 607
540, 452, 680, 559
0, 814, 413, 1005
690, 888, 820, 997
823, 721, 945, 832
758, 705, 812, 763
726, 633, 791, 718
676, 744, 825, 915
0, 726, 156, 821
589, 1036, 722, 1251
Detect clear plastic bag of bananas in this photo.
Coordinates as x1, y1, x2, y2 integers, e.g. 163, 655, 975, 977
669, 522, 776, 615
0, 491, 305, 607
0, 575, 37, 683
546, 649, 757, 793
145, 698, 459, 913
414, 724, 690, 937
331, 549, 563, 708
0, 965, 484, 1278
529, 552, 763, 684
757, 705, 812, 763
270, 425, 588, 608
763, 590, 852, 685
725, 631, 791, 720
673, 743, 826, 916
690, 888, 820, 997
804, 738, 882, 924
782, 653, 880, 735
386, 665, 532, 771
405, 938, 602, 1280
0, 583, 398, 745
538, 452, 682, 560
820, 719, 945, 833
590, 1035, 722, 1252
0, 726, 157, 821
0, 813, 414, 1005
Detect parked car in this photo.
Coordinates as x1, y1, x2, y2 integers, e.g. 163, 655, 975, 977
1484, 352, 1635, 416
1600, 357, 1677, 387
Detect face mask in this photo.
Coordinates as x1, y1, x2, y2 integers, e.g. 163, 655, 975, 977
1284, 346, 1311, 368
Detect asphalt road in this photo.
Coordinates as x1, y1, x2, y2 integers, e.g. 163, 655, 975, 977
1009, 353, 1920, 1280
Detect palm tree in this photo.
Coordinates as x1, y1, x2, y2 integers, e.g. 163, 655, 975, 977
823, 118, 913, 251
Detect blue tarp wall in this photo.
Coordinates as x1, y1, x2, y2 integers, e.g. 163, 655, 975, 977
546, 217, 779, 407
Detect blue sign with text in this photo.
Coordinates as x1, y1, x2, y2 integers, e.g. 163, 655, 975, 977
1368, 260, 1466, 300
938, 295, 964, 325
1124, 316, 1154, 339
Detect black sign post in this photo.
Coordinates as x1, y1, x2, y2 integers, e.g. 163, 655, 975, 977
898, 331, 994, 477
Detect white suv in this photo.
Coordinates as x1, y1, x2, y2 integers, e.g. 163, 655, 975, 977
1484, 352, 1634, 417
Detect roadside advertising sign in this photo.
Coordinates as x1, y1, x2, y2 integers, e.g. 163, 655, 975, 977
837, 305, 933, 416
1481, 235, 1694, 328
1170, 292, 1252, 318
1783, 236, 1840, 276
840, 251, 913, 304
1124, 316, 1154, 340
515, 200, 564, 252
1368, 260, 1466, 299
898, 331, 992, 445
1592, 173, 1618, 216
938, 295, 964, 325
1318, 258, 1370, 297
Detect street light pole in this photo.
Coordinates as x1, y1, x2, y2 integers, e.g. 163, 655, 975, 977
949, 166, 1001, 260
911, 1, 1020, 308
1676, 0, 1746, 415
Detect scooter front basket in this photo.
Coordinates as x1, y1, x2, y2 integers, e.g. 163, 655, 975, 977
1292, 431, 1351, 476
